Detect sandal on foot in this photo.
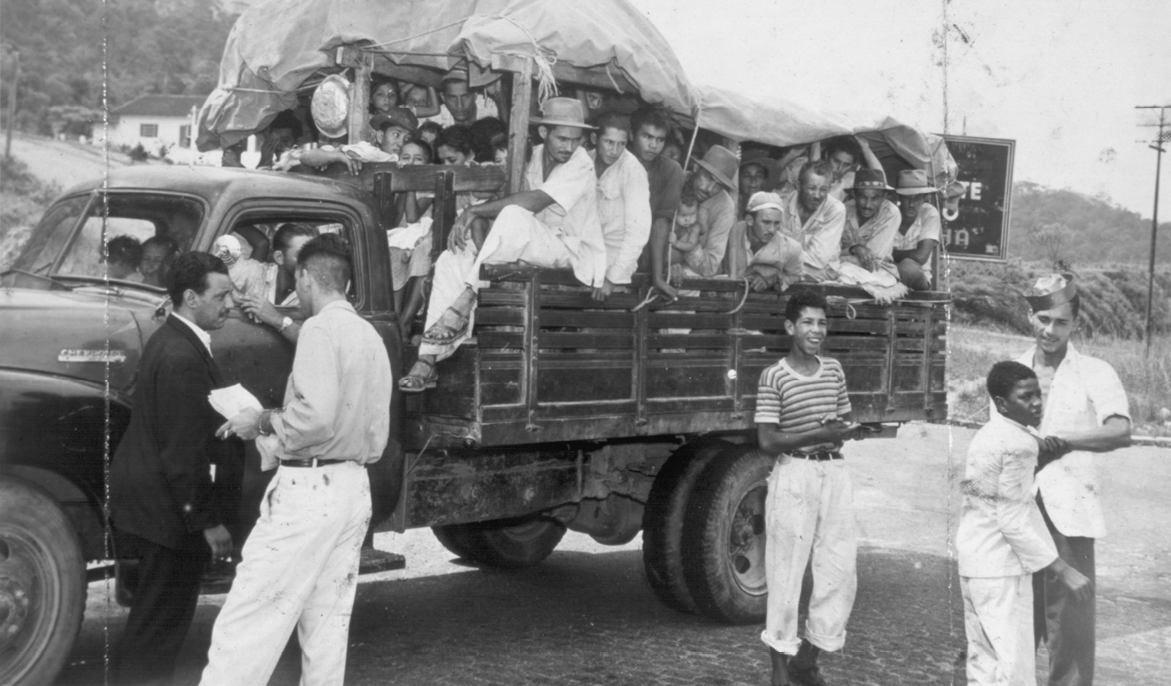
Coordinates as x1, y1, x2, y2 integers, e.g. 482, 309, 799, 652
421, 306, 470, 345
399, 359, 438, 393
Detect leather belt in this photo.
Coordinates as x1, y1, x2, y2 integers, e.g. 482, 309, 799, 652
280, 458, 348, 468
788, 450, 843, 461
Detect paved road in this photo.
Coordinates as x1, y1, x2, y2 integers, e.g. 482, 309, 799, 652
59, 424, 1170, 685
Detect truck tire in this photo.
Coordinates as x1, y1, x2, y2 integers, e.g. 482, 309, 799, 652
431, 525, 477, 561
680, 445, 772, 624
641, 439, 733, 613
438, 516, 566, 569
0, 476, 87, 686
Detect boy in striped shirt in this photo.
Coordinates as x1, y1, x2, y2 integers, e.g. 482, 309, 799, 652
757, 288, 865, 686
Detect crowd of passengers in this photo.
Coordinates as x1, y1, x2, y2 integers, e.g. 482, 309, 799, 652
188, 64, 945, 392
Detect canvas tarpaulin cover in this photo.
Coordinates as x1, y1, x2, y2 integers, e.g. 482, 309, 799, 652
197, 0, 697, 150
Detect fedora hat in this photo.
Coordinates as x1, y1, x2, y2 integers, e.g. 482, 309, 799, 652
894, 169, 939, 195
371, 107, 418, 135
1024, 273, 1077, 312
694, 145, 739, 191
852, 168, 895, 191
531, 97, 595, 129
311, 74, 350, 140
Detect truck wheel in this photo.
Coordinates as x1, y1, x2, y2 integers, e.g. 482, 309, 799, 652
641, 439, 732, 613
431, 525, 477, 561
681, 446, 772, 624
440, 516, 567, 569
0, 476, 87, 686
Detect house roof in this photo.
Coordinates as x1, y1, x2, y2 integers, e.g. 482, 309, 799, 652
112, 94, 208, 118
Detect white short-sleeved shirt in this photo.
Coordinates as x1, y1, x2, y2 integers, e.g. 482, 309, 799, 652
893, 203, 942, 278
523, 145, 606, 288
1016, 343, 1131, 538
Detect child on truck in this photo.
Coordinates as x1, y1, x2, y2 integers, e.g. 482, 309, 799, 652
956, 361, 1093, 686
669, 188, 701, 265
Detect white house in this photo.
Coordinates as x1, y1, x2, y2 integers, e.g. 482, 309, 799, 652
106, 94, 207, 153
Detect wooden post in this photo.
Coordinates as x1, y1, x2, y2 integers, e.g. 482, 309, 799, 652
506, 58, 533, 195
349, 58, 372, 145
5, 51, 20, 159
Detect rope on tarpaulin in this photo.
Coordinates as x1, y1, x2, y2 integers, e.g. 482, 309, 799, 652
360, 13, 559, 106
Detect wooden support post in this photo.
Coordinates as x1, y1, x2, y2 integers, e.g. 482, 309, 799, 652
506, 58, 534, 195
5, 51, 20, 159
347, 53, 373, 145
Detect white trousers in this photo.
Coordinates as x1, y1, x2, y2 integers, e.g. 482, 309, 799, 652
199, 462, 371, 686
961, 574, 1036, 686
760, 457, 858, 655
419, 205, 576, 360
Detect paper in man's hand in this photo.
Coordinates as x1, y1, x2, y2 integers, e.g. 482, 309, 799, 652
208, 383, 263, 420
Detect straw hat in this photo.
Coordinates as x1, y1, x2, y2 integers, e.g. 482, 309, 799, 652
531, 97, 595, 129
311, 74, 350, 139
894, 169, 939, 195
694, 145, 739, 191
851, 168, 895, 191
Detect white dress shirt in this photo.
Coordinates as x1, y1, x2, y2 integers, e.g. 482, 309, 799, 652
172, 312, 212, 357
1016, 344, 1130, 538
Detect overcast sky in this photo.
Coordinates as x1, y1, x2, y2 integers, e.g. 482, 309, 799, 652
632, 0, 1171, 216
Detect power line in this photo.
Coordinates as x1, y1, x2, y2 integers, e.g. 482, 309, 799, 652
1135, 105, 1169, 357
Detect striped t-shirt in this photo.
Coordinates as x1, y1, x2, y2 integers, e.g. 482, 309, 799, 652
754, 356, 852, 452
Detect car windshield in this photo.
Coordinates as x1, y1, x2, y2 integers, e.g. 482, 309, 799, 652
12, 192, 204, 288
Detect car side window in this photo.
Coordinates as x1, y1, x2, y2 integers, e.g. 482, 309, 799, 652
222, 216, 356, 307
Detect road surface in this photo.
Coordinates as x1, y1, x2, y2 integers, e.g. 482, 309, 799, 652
58, 423, 1170, 685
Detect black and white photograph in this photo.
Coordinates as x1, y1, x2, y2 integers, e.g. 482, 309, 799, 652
0, 1, 1167, 684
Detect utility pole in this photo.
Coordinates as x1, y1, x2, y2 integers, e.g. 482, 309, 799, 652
1136, 105, 1169, 357
5, 51, 19, 160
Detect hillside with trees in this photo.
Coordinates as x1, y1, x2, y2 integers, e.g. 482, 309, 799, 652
1009, 181, 1169, 267
0, 0, 235, 137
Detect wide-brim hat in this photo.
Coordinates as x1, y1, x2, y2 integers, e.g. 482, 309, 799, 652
311, 74, 350, 140
895, 169, 939, 195
852, 168, 895, 191
694, 145, 739, 191
371, 107, 418, 134
1024, 273, 1077, 312
531, 97, 595, 129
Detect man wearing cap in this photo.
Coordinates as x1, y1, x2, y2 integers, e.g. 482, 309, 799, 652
288, 107, 419, 174
399, 97, 605, 392
1015, 274, 1131, 686
777, 160, 846, 282
726, 191, 803, 292
629, 105, 685, 299
839, 169, 900, 275
590, 111, 651, 301
891, 169, 942, 290
671, 144, 738, 282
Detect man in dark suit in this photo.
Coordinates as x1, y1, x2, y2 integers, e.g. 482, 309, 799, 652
109, 251, 241, 685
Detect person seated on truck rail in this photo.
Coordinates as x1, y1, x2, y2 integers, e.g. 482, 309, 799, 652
725, 191, 803, 293
839, 168, 900, 276
257, 110, 304, 169
891, 169, 942, 291
590, 111, 651, 302
279, 107, 418, 174
629, 104, 685, 299
776, 159, 846, 282
398, 97, 605, 393
669, 145, 738, 285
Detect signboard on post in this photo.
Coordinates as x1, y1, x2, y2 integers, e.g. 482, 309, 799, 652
939, 135, 1015, 262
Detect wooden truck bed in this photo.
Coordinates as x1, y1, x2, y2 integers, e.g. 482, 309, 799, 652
403, 268, 948, 450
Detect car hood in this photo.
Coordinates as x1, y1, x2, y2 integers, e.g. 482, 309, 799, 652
0, 287, 167, 393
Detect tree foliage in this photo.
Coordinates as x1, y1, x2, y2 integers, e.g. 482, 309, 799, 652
1, 0, 235, 136
1012, 181, 1170, 266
